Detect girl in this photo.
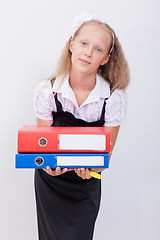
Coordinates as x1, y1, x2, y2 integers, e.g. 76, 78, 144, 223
33, 15, 130, 240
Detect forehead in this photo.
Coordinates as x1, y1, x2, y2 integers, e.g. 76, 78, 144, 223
76, 23, 111, 43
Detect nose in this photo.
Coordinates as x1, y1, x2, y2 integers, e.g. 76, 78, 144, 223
85, 47, 93, 58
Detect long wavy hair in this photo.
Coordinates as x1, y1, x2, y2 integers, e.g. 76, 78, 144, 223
50, 20, 130, 92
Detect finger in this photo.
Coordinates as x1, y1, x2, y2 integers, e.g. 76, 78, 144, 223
61, 168, 68, 174
45, 166, 55, 176
55, 167, 61, 175
85, 168, 92, 179
81, 168, 86, 179
75, 168, 81, 177
67, 168, 74, 171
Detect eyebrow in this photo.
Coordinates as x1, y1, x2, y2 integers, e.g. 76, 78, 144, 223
79, 38, 106, 48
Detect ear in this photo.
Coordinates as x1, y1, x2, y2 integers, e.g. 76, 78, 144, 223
69, 38, 73, 53
100, 55, 111, 66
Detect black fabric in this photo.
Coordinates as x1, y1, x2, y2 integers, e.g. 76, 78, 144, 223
51, 93, 107, 127
35, 91, 108, 240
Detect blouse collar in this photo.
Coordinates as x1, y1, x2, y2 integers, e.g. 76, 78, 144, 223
52, 74, 110, 108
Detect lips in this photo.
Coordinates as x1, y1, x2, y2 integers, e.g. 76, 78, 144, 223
79, 58, 91, 64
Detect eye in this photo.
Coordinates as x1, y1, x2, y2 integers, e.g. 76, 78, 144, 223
81, 41, 87, 46
96, 48, 102, 53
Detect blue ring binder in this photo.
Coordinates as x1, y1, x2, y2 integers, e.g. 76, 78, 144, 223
15, 153, 109, 169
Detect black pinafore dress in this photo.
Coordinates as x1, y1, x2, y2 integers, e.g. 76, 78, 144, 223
34, 90, 108, 240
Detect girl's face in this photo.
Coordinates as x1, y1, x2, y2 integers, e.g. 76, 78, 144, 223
70, 24, 111, 76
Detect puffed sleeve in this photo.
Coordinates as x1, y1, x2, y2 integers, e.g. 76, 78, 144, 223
33, 80, 56, 120
104, 89, 127, 126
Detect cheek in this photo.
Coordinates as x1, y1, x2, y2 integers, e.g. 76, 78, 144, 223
98, 54, 109, 65
71, 49, 79, 64
71, 47, 82, 61
94, 55, 106, 65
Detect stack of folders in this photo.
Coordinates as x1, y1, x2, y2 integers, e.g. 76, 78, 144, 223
15, 125, 110, 169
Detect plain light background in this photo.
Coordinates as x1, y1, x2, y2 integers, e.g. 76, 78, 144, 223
0, 0, 160, 239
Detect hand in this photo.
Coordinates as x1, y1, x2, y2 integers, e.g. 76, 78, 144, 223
43, 166, 73, 176
74, 168, 92, 180
90, 168, 105, 173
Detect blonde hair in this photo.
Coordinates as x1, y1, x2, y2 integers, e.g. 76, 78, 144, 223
50, 20, 130, 92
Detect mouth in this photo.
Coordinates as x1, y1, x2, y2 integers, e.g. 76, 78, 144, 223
79, 58, 91, 64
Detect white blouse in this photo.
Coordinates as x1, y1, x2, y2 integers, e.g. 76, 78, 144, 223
33, 74, 127, 127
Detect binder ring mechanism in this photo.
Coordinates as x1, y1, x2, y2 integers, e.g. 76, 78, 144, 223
35, 156, 44, 166
38, 137, 48, 147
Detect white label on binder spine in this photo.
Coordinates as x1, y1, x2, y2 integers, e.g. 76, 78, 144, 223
59, 134, 106, 150
57, 156, 104, 166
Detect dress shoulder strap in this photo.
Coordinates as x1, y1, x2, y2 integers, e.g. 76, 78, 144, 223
99, 97, 108, 121
54, 93, 63, 112
50, 78, 63, 112
99, 83, 114, 122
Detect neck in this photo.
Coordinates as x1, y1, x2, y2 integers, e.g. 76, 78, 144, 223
69, 68, 97, 92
